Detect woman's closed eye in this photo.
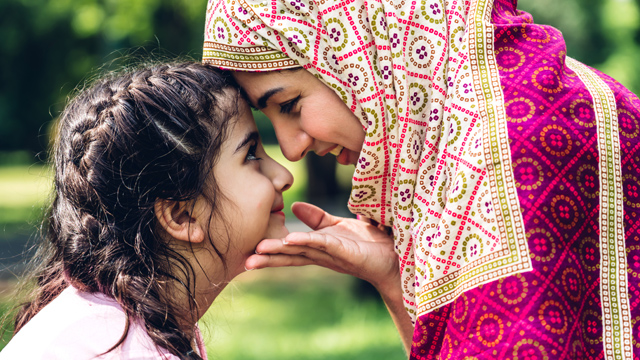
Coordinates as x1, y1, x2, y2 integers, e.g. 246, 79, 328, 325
279, 95, 301, 114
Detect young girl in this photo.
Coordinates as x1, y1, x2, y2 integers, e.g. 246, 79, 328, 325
0, 62, 295, 359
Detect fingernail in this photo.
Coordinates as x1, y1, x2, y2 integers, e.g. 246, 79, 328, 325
282, 238, 288, 245
255, 250, 262, 255
244, 266, 254, 272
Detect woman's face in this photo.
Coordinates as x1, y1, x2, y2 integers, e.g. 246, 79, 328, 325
233, 69, 365, 165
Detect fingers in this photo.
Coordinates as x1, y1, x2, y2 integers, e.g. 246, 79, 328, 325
291, 202, 340, 230
245, 254, 315, 270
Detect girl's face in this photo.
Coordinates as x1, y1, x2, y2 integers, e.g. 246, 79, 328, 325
210, 100, 293, 275
233, 69, 365, 165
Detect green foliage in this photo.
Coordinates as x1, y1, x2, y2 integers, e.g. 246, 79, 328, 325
0, 0, 208, 152
202, 268, 405, 360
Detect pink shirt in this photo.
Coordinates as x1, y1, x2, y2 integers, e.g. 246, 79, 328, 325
0, 286, 208, 359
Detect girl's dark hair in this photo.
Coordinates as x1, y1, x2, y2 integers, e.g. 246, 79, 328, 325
13, 62, 237, 359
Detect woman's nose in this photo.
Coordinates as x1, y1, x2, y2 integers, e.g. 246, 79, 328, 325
277, 129, 313, 162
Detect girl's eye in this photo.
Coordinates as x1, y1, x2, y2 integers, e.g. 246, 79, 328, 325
245, 142, 262, 162
279, 95, 301, 114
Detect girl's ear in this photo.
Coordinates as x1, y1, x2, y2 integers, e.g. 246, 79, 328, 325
154, 199, 206, 243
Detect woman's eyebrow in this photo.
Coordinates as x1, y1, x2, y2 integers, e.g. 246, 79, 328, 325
235, 131, 260, 153
257, 87, 284, 109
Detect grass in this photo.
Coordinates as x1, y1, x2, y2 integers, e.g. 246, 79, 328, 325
202, 268, 405, 360
0, 164, 51, 237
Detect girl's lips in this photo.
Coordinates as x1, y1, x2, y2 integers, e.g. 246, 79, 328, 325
337, 148, 359, 165
271, 210, 285, 217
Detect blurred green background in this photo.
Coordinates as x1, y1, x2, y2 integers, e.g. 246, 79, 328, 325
1, 0, 640, 357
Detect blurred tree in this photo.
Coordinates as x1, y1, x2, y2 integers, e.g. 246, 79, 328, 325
0, 0, 208, 155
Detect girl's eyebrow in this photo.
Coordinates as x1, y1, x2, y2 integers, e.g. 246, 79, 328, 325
257, 87, 283, 109
235, 131, 260, 153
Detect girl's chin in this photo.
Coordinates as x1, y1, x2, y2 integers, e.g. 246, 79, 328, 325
263, 225, 289, 240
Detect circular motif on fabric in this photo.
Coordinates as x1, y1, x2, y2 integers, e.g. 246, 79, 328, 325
408, 82, 429, 116
569, 98, 595, 128
496, 47, 525, 72
571, 340, 586, 359
513, 157, 544, 191
477, 189, 496, 224
283, 27, 310, 54
210, 17, 232, 44
627, 244, 640, 279
521, 26, 551, 43
280, 0, 312, 17
462, 233, 483, 262
452, 293, 469, 323
373, 55, 394, 88
446, 114, 463, 146
618, 108, 640, 138
449, 172, 468, 204
350, 185, 376, 203
362, 107, 380, 137
550, 194, 579, 229
418, 166, 437, 197
409, 36, 436, 70
420, 0, 445, 24
632, 315, 640, 349
581, 309, 602, 344
325, 18, 348, 52
356, 149, 380, 176
322, 49, 342, 75
455, 73, 475, 103
505, 97, 536, 123
412, 316, 430, 348
342, 63, 369, 95
539, 300, 568, 334
396, 179, 416, 211
532, 66, 563, 94
468, 129, 483, 158
370, 7, 389, 40
406, 130, 423, 164
388, 22, 402, 58
450, 26, 465, 54
579, 237, 600, 272
497, 273, 528, 305
561, 267, 582, 302
540, 124, 572, 157
576, 164, 599, 199
526, 228, 556, 262
512, 339, 549, 360
439, 334, 453, 360
476, 313, 504, 347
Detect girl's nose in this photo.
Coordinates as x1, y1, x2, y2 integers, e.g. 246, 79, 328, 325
267, 158, 294, 193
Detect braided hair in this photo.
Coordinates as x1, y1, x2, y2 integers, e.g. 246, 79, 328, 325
13, 62, 238, 359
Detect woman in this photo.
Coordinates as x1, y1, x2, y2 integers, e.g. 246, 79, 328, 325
203, 0, 640, 358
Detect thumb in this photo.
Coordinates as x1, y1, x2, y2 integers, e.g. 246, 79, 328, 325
291, 202, 340, 230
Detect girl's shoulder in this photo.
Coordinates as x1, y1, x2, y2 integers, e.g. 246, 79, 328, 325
0, 286, 180, 360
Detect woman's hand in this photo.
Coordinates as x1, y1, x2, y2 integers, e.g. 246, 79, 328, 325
245, 202, 399, 291
245, 202, 413, 355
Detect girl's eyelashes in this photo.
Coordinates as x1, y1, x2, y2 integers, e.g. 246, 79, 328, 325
279, 95, 301, 114
245, 141, 262, 162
